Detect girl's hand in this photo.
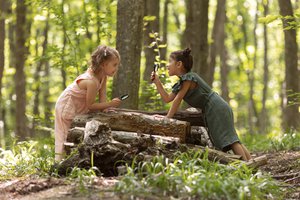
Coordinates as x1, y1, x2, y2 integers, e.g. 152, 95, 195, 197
151, 71, 159, 83
109, 98, 121, 108
103, 108, 117, 113
152, 114, 166, 121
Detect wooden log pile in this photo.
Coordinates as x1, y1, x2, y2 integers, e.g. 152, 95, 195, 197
56, 109, 267, 176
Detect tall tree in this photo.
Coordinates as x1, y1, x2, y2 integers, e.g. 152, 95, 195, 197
278, 0, 300, 131
143, 0, 160, 82
113, 0, 144, 109
32, 13, 49, 136
208, 0, 226, 87
0, 0, 9, 147
160, 0, 170, 62
183, 0, 209, 81
0, 0, 8, 107
260, 0, 269, 133
15, 0, 29, 139
217, 0, 230, 103
60, 0, 67, 89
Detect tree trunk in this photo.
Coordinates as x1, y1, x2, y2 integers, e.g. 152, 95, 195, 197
0, 0, 8, 121
220, 34, 230, 103
60, 0, 67, 89
15, 0, 28, 139
160, 0, 170, 62
260, 0, 269, 134
143, 0, 160, 82
33, 13, 50, 136
278, 0, 300, 131
95, 0, 101, 44
183, 0, 209, 82
208, 0, 226, 87
0, 0, 9, 147
113, 0, 144, 109
140, 0, 160, 110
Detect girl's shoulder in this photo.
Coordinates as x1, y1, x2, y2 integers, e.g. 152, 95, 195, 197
172, 72, 198, 94
180, 72, 199, 83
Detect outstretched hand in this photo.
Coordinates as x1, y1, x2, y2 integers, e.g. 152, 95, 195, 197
110, 98, 121, 108
151, 71, 159, 83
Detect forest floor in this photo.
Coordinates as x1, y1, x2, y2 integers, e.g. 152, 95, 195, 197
0, 150, 299, 200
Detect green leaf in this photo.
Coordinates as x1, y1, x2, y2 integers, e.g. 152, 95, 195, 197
258, 15, 279, 24
143, 15, 157, 22
149, 33, 155, 38
158, 44, 167, 48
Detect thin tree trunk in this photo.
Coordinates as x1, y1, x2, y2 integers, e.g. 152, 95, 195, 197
208, 0, 226, 87
220, 38, 230, 103
113, 0, 144, 109
7, 4, 14, 136
43, 61, 51, 129
95, 0, 101, 44
260, 0, 269, 134
61, 0, 67, 89
160, 0, 169, 63
238, 1, 259, 134
278, 0, 300, 131
32, 14, 49, 136
0, 0, 9, 147
32, 29, 41, 135
0, 0, 7, 114
183, 0, 209, 81
15, 0, 28, 139
83, 0, 91, 40
143, 0, 160, 82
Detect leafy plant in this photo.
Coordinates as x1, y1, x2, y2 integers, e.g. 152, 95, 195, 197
115, 150, 282, 199
0, 140, 54, 180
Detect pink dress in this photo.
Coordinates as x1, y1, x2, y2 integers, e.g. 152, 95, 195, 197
55, 72, 101, 161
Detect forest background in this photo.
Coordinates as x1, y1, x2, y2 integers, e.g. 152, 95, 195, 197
0, 0, 299, 148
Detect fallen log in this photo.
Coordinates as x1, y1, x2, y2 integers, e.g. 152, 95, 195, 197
114, 108, 205, 126
67, 125, 211, 147
71, 110, 191, 142
246, 155, 268, 168
67, 127, 180, 145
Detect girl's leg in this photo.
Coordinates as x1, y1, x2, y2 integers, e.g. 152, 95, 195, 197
231, 142, 249, 161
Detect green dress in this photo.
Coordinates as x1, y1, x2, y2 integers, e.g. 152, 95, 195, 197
172, 72, 240, 151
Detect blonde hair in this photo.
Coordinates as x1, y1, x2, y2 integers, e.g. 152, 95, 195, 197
90, 45, 120, 73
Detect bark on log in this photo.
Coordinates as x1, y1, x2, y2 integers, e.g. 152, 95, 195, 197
67, 126, 211, 147
71, 110, 191, 142
67, 127, 180, 145
115, 108, 205, 126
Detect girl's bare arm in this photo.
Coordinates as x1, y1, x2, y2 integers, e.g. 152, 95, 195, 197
166, 81, 192, 118
152, 73, 176, 103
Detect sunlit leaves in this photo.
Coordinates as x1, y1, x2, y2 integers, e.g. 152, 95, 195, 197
116, 149, 282, 199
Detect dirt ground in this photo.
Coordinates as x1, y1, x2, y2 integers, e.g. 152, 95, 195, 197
0, 150, 299, 200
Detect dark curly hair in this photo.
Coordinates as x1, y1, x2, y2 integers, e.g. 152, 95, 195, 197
89, 45, 120, 73
170, 48, 193, 72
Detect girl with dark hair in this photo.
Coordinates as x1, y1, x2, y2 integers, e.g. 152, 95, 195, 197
151, 48, 251, 161
55, 45, 122, 161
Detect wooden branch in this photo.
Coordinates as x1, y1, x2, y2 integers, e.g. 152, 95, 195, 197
71, 110, 190, 142
187, 144, 242, 164
272, 172, 300, 180
246, 155, 268, 168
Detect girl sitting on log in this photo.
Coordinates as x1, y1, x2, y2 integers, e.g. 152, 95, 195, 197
55, 45, 122, 162
151, 48, 251, 161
